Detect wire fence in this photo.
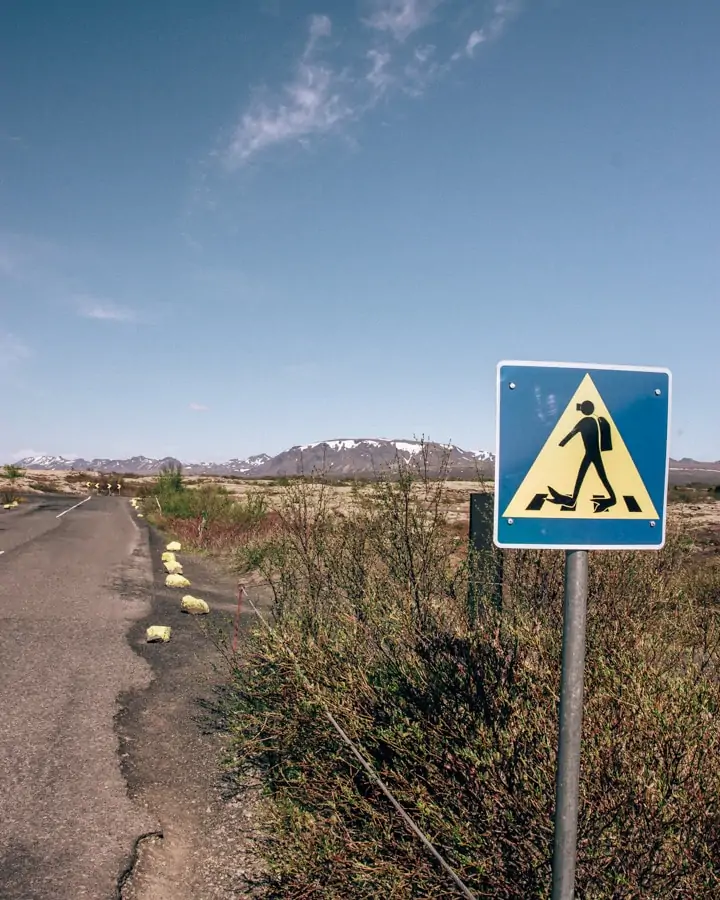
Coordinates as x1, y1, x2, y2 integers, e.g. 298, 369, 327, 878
237, 583, 479, 900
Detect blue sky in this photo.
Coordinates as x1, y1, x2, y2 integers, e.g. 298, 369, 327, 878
1, 0, 718, 463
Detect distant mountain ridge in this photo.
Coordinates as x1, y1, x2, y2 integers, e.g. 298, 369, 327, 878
251, 439, 493, 478
670, 458, 720, 469
13, 443, 719, 480
13, 453, 272, 477
14, 439, 494, 478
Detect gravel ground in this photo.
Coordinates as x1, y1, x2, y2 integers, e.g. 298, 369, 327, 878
117, 519, 269, 899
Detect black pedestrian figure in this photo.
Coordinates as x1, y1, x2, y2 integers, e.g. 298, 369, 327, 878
547, 400, 617, 513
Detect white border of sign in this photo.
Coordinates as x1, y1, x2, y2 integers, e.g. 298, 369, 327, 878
493, 360, 673, 551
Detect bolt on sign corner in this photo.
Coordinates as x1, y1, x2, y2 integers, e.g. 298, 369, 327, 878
493, 361, 671, 550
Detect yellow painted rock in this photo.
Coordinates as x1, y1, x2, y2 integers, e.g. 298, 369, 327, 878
161, 551, 176, 563
146, 625, 172, 643
137, 513, 144, 518
166, 573, 190, 588
181, 595, 210, 615
3, 503, 11, 510
166, 541, 182, 552
164, 560, 184, 574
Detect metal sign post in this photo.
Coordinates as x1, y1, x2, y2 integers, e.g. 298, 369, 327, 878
551, 549, 589, 900
493, 360, 672, 898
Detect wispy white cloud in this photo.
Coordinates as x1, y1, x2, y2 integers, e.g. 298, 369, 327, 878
224, 2, 525, 166
189, 402, 209, 412
307, 13, 332, 47
364, 0, 445, 43
226, 15, 351, 167
0, 331, 31, 367
401, 43, 441, 96
0, 233, 150, 328
457, 0, 522, 58
366, 48, 394, 93
413, 43, 436, 63
465, 29, 486, 56
77, 297, 138, 322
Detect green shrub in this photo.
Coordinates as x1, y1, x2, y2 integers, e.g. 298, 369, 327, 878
144, 462, 271, 553
2, 463, 25, 502
155, 483, 264, 523
157, 462, 184, 494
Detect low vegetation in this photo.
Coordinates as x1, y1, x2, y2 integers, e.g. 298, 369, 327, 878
65, 471, 92, 484
668, 481, 720, 504
28, 480, 58, 493
141, 463, 273, 552
2, 463, 25, 503
149, 458, 720, 898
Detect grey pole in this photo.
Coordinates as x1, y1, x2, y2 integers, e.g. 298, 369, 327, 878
551, 549, 589, 900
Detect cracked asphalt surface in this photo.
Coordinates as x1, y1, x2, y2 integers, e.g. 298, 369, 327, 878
0, 495, 158, 899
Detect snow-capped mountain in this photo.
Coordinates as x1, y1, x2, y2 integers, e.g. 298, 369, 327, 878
13, 455, 71, 469
14, 454, 184, 474
13, 440, 494, 478
183, 454, 271, 476
262, 439, 493, 477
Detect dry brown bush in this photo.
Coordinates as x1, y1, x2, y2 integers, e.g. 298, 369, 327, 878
201, 458, 720, 898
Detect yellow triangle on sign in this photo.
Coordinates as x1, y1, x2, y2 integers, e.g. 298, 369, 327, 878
503, 374, 659, 520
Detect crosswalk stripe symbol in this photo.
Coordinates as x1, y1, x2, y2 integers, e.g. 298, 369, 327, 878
502, 373, 659, 520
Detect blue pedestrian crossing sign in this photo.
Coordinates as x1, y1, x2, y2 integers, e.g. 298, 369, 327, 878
494, 361, 671, 550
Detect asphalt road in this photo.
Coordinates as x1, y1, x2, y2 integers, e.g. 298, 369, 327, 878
0, 495, 158, 899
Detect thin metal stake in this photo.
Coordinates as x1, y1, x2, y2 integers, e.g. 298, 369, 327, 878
551, 549, 589, 900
